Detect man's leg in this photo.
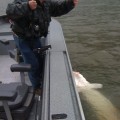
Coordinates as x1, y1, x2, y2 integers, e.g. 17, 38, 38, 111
32, 38, 44, 79
13, 35, 41, 89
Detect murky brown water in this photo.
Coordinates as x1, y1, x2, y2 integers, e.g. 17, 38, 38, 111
56, 0, 120, 120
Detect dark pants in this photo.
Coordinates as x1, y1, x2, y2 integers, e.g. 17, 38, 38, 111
13, 35, 43, 89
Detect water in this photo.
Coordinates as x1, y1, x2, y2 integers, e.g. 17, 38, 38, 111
1, 0, 120, 120
56, 0, 120, 119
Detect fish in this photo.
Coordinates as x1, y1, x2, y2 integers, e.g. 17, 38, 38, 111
73, 71, 103, 90
73, 71, 120, 120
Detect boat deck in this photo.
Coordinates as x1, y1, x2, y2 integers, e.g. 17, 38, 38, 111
0, 55, 20, 83
0, 55, 32, 86
0, 55, 40, 120
0, 0, 13, 16
0, 18, 85, 120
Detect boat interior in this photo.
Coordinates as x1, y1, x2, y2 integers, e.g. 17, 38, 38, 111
0, 16, 85, 120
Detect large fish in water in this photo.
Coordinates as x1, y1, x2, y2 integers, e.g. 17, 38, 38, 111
73, 71, 102, 90
73, 71, 120, 120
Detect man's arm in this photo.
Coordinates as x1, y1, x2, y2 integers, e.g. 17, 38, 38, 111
49, 0, 78, 17
6, 0, 31, 20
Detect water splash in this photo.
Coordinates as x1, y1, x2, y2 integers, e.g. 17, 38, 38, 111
73, 71, 120, 120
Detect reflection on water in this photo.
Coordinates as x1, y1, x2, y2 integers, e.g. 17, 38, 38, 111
57, 0, 120, 119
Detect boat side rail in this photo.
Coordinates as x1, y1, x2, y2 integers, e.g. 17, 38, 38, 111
41, 19, 85, 120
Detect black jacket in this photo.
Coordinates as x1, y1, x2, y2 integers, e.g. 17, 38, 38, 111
6, 0, 74, 38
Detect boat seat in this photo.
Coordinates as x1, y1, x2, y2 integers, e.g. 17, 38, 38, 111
0, 64, 35, 120
0, 39, 9, 45
10, 64, 31, 72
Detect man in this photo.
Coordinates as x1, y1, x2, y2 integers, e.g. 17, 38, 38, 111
6, 0, 78, 94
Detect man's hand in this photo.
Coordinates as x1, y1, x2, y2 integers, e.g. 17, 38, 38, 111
29, 0, 37, 10
73, 0, 78, 6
